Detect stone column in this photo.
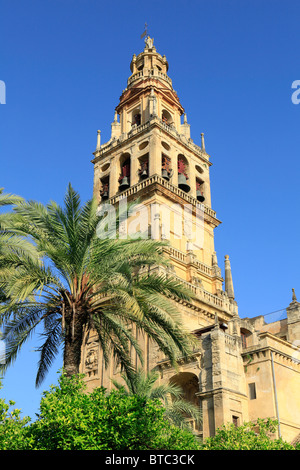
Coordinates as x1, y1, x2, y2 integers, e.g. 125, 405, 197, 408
109, 155, 119, 198
130, 148, 139, 186
189, 160, 197, 198
170, 149, 178, 186
93, 164, 101, 202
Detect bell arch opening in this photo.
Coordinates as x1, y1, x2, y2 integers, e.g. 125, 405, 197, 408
119, 153, 131, 192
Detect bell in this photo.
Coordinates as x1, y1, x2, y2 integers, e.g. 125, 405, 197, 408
196, 190, 205, 202
140, 169, 148, 179
119, 176, 130, 191
178, 173, 190, 193
162, 168, 169, 180
101, 190, 108, 200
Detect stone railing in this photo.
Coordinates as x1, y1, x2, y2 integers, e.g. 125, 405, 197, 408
224, 333, 240, 348
167, 246, 214, 277
170, 273, 230, 311
127, 69, 173, 87
108, 173, 218, 221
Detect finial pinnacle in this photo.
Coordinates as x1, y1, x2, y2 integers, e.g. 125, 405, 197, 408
201, 133, 206, 152
224, 255, 235, 300
96, 130, 101, 151
292, 288, 297, 301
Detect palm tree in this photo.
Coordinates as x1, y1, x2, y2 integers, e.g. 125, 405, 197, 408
0, 187, 38, 303
112, 368, 202, 431
0, 184, 197, 386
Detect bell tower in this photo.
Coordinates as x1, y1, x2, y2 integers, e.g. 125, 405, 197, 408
88, 38, 249, 439
92, 36, 229, 297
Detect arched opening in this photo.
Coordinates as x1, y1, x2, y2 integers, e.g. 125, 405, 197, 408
240, 328, 252, 348
161, 109, 173, 126
196, 178, 205, 202
132, 108, 141, 127
169, 372, 200, 431
119, 154, 131, 192
138, 153, 149, 181
162, 154, 172, 180
177, 154, 190, 192
100, 175, 109, 201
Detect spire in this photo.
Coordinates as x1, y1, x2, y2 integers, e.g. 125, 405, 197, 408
224, 255, 235, 300
292, 288, 297, 302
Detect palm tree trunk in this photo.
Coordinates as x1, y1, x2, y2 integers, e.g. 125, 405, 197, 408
63, 311, 85, 377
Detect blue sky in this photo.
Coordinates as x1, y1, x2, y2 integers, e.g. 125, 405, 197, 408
1, 0, 300, 420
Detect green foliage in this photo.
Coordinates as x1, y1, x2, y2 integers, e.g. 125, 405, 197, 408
112, 368, 202, 430
26, 372, 200, 450
200, 418, 296, 450
0, 381, 31, 450
0, 373, 299, 451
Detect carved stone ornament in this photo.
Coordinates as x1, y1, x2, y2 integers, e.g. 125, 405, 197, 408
85, 348, 98, 370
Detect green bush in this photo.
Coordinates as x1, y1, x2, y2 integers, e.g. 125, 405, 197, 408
0, 383, 31, 450
25, 373, 200, 450
1, 373, 298, 451
200, 418, 296, 450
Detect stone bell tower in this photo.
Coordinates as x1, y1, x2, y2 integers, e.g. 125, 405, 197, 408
92, 36, 226, 295
86, 37, 249, 438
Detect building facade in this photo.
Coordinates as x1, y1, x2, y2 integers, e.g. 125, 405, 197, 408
81, 38, 300, 443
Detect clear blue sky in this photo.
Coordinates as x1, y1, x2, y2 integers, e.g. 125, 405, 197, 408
1, 0, 300, 420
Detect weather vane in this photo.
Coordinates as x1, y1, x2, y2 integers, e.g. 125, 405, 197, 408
140, 22, 154, 49
140, 22, 148, 39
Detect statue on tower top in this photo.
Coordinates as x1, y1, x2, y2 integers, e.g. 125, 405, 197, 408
144, 35, 154, 49
140, 23, 154, 49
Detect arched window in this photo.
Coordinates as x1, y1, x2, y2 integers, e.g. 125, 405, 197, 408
196, 178, 205, 202
100, 175, 109, 201
138, 154, 149, 180
162, 154, 172, 180
240, 328, 252, 348
119, 154, 131, 191
161, 109, 173, 126
132, 108, 141, 127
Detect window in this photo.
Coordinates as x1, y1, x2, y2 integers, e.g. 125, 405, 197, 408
248, 382, 257, 400
232, 416, 239, 427
241, 332, 247, 348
